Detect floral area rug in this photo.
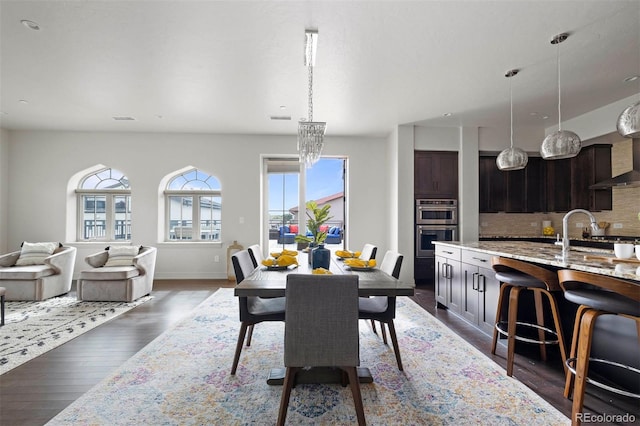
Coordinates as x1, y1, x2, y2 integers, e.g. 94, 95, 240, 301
1, 295, 151, 375
47, 288, 568, 425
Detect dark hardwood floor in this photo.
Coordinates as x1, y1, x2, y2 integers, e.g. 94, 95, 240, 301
1, 281, 637, 425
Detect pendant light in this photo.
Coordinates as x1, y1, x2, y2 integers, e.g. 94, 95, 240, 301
540, 33, 582, 160
497, 69, 528, 171
298, 29, 326, 168
616, 7, 640, 138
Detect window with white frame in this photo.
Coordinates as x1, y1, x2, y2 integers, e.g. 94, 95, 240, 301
165, 168, 221, 242
76, 168, 131, 241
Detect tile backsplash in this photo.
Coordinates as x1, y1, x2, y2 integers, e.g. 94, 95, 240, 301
479, 139, 640, 239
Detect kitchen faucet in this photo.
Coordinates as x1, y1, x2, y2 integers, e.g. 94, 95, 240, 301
555, 209, 600, 261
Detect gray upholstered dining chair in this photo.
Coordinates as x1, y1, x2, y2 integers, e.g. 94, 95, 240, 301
230, 249, 286, 375
359, 250, 404, 371
360, 243, 377, 261
277, 274, 365, 426
247, 244, 263, 268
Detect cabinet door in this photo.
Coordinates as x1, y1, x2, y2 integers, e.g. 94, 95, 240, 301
505, 168, 526, 213
545, 158, 572, 212
477, 265, 500, 335
570, 144, 612, 211
435, 256, 448, 307
415, 151, 459, 198
434, 152, 459, 198
460, 263, 479, 324
446, 260, 462, 314
479, 156, 506, 212
525, 157, 546, 212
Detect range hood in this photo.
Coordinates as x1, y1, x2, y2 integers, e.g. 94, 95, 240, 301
590, 138, 640, 189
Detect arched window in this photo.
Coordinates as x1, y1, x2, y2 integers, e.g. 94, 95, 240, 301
164, 168, 221, 241
76, 168, 131, 241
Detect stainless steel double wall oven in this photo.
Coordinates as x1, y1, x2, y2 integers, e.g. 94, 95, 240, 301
415, 199, 458, 258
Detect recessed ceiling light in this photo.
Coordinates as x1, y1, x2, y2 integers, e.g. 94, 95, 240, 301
530, 112, 538, 116
270, 115, 291, 121
21, 20, 40, 31
279, 105, 287, 110
623, 75, 639, 83
18, 99, 29, 104
542, 115, 549, 120
443, 113, 452, 117
112, 116, 136, 121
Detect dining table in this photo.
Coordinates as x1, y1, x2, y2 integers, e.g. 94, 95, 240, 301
234, 251, 415, 385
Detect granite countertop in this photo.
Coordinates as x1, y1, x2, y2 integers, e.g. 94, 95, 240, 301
434, 240, 640, 282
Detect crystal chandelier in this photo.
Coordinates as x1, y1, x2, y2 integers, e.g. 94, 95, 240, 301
497, 69, 528, 171
540, 33, 582, 160
298, 29, 326, 167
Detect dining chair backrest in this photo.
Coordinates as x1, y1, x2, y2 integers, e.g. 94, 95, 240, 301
360, 244, 377, 261
284, 274, 360, 367
247, 244, 263, 268
231, 250, 256, 284
379, 251, 403, 279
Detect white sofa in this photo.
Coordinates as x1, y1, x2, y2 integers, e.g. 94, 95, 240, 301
0, 246, 77, 301
78, 246, 157, 302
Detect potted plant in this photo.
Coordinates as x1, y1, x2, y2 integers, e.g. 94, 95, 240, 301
294, 200, 332, 247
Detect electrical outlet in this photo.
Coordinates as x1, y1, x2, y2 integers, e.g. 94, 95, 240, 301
575, 222, 584, 228
214, 255, 220, 262
613, 223, 623, 229
239, 216, 244, 224
481, 222, 488, 227
530, 222, 538, 227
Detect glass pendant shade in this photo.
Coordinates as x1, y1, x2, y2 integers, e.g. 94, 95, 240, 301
298, 121, 326, 167
616, 100, 640, 138
540, 130, 581, 159
497, 147, 528, 171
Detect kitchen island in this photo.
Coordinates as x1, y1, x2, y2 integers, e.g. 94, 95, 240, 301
432, 240, 639, 395
434, 240, 640, 282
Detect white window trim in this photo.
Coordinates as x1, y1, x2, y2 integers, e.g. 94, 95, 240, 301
75, 189, 131, 242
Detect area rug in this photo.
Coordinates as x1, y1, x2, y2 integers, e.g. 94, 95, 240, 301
47, 289, 568, 425
1, 295, 151, 375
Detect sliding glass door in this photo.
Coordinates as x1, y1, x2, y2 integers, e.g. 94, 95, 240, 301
263, 157, 346, 253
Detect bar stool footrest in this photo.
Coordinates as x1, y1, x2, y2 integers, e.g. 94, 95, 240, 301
495, 320, 561, 345
565, 357, 640, 399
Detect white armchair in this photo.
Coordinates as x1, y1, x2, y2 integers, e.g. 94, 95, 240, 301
78, 246, 157, 302
0, 246, 77, 301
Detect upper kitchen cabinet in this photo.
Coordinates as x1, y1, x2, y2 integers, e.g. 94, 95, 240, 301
544, 158, 572, 212
570, 144, 612, 211
479, 144, 612, 213
479, 155, 545, 213
414, 151, 459, 199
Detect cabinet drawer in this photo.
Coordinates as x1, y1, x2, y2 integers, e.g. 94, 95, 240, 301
435, 245, 461, 261
461, 249, 493, 268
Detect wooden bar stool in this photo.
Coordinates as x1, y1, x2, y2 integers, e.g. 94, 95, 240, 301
490, 257, 568, 377
557, 270, 640, 426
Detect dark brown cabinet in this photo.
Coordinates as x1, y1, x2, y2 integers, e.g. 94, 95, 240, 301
415, 151, 459, 199
544, 158, 572, 212
570, 144, 612, 211
479, 156, 545, 213
479, 145, 612, 213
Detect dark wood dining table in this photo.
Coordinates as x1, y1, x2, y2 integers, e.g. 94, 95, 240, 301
234, 253, 415, 384
234, 254, 415, 298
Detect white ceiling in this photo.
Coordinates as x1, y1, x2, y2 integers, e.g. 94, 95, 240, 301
1, 0, 639, 137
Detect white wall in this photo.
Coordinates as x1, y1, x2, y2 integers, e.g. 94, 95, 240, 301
5, 130, 390, 280
478, 125, 545, 152
0, 128, 8, 253
552, 93, 639, 141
